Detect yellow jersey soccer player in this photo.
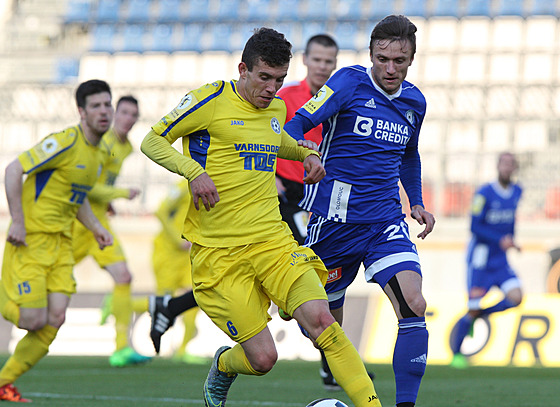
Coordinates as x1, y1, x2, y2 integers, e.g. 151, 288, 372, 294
72, 96, 150, 367
0, 80, 113, 402
142, 28, 381, 407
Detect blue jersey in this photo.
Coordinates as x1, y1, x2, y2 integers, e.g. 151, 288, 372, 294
467, 181, 523, 269
284, 65, 426, 223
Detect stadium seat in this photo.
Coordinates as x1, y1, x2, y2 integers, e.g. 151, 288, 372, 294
95, 0, 121, 23
156, 0, 184, 23
303, 0, 330, 21
185, 0, 211, 22
335, 0, 363, 21
333, 22, 358, 50
150, 24, 175, 53
276, 0, 302, 21
496, 0, 525, 17
125, 0, 153, 23
402, 0, 428, 17
179, 24, 203, 52
464, 0, 491, 17
64, 0, 92, 24
301, 21, 328, 49
531, 0, 557, 16
55, 58, 80, 83
207, 24, 233, 52
368, 0, 395, 19
433, 0, 461, 18
90, 24, 117, 53
214, 0, 240, 22
245, 0, 272, 21
120, 25, 145, 52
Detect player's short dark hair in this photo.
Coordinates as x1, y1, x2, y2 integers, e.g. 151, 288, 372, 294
305, 34, 339, 55
369, 15, 417, 56
242, 27, 292, 71
75, 79, 111, 108
116, 95, 138, 110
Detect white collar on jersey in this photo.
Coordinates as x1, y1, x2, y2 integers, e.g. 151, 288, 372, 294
491, 181, 515, 199
367, 66, 402, 100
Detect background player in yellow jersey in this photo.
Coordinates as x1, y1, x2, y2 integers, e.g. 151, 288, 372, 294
0, 79, 113, 402
131, 180, 205, 363
141, 27, 381, 407
72, 95, 151, 367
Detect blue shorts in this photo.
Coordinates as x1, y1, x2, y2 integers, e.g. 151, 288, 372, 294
306, 213, 421, 309
467, 242, 519, 293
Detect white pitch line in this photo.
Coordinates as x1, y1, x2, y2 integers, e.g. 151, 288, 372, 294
27, 392, 303, 406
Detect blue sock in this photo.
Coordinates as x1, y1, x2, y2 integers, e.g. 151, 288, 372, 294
479, 298, 516, 316
393, 316, 428, 405
451, 314, 474, 354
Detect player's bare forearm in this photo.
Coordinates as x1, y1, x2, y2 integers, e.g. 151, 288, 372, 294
411, 204, 435, 239
5, 159, 27, 246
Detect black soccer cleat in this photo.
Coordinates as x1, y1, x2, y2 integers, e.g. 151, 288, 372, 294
149, 294, 175, 354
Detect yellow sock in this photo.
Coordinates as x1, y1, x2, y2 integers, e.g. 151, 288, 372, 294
177, 308, 198, 353
0, 284, 19, 326
316, 322, 381, 407
112, 284, 132, 351
0, 324, 58, 387
131, 296, 148, 314
219, 344, 264, 376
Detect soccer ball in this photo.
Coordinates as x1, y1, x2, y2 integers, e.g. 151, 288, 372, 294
306, 399, 349, 407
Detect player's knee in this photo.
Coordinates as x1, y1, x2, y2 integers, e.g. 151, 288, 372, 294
249, 349, 277, 373
407, 293, 426, 317
306, 308, 336, 340
507, 289, 523, 307
19, 313, 47, 331
48, 310, 66, 329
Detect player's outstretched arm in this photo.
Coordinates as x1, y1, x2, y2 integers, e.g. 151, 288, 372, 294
189, 172, 219, 211
77, 198, 113, 249
5, 159, 27, 246
302, 154, 326, 184
410, 204, 435, 239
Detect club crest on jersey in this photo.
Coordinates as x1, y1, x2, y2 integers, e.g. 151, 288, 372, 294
303, 85, 334, 114
42, 138, 58, 154
270, 117, 281, 134
176, 94, 194, 110
327, 267, 342, 283
406, 109, 415, 125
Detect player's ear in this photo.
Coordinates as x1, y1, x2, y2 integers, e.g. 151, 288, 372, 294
238, 62, 248, 78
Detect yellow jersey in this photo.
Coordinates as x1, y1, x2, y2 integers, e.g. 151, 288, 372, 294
144, 80, 318, 247
18, 124, 103, 236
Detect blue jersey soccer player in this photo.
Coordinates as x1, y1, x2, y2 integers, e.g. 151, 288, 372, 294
0, 80, 113, 402
142, 27, 381, 407
284, 15, 435, 407
450, 152, 523, 369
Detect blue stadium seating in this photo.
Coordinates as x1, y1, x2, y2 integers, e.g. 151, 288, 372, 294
301, 21, 328, 48
215, 0, 240, 21
276, 0, 302, 21
95, 0, 121, 23
531, 0, 557, 15
333, 21, 358, 50
150, 24, 175, 52
335, 0, 363, 21
55, 58, 80, 83
185, 0, 211, 22
156, 0, 184, 23
91, 24, 117, 53
245, 0, 273, 21
125, 0, 153, 23
303, 0, 330, 20
64, 0, 92, 24
207, 24, 233, 52
121, 24, 145, 52
180, 24, 204, 52
497, 0, 525, 17
433, 0, 461, 17
402, 0, 428, 17
464, 0, 491, 17
369, 0, 395, 19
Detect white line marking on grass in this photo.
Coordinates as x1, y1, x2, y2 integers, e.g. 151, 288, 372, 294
27, 392, 302, 406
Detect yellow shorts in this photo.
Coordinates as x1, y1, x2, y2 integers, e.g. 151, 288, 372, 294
72, 215, 125, 267
152, 236, 192, 294
1, 232, 76, 308
191, 229, 327, 343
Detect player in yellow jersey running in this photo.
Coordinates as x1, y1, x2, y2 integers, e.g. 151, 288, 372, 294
142, 27, 382, 407
72, 95, 151, 367
0, 80, 113, 402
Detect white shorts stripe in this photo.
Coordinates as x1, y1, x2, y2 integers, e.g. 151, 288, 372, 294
364, 252, 420, 282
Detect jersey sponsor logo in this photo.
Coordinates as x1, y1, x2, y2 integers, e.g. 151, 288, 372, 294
302, 85, 333, 114
234, 143, 279, 153
230, 120, 244, 126
406, 109, 415, 125
327, 180, 352, 222
235, 143, 279, 172
270, 117, 281, 134
70, 183, 92, 204
327, 267, 342, 283
289, 251, 314, 266
176, 94, 195, 110
353, 117, 411, 145
42, 138, 58, 154
365, 98, 377, 108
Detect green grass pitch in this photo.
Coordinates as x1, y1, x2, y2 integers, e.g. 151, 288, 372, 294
1, 355, 558, 406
